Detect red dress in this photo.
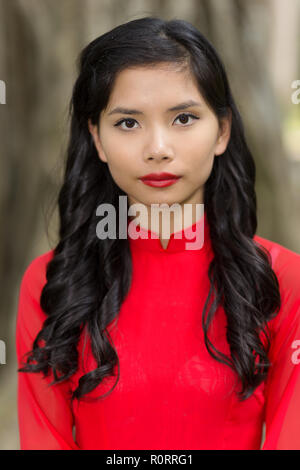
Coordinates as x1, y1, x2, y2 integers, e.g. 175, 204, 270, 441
16, 212, 300, 450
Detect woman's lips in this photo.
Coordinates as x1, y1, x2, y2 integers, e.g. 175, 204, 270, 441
140, 177, 181, 187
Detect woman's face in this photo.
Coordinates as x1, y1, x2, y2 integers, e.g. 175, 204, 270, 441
89, 63, 231, 215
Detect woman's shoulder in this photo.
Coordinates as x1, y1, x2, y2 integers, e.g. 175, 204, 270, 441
253, 233, 300, 277
16, 249, 55, 346
21, 249, 55, 293
253, 233, 300, 320
18, 249, 55, 316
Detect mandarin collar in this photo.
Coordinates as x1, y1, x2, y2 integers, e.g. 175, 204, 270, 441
127, 211, 212, 253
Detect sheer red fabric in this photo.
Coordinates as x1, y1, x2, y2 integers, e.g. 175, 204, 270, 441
16, 212, 300, 449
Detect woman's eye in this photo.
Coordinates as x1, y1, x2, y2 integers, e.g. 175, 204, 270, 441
114, 118, 138, 130
174, 113, 199, 125
114, 113, 199, 130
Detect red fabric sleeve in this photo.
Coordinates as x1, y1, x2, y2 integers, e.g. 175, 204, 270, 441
261, 249, 300, 450
16, 256, 80, 450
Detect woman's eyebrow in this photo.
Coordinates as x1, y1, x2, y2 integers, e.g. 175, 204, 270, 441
107, 100, 202, 116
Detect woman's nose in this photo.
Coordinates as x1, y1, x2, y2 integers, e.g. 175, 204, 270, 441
143, 126, 174, 162
146, 154, 171, 162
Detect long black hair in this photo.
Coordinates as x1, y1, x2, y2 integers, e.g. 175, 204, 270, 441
18, 16, 281, 402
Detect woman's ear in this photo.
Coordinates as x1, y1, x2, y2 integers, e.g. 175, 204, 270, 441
215, 109, 232, 156
88, 118, 108, 163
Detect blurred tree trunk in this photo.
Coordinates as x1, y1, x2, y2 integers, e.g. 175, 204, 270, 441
0, 0, 85, 449
0, 0, 85, 361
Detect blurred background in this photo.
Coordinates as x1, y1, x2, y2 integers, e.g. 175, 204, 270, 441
0, 0, 300, 450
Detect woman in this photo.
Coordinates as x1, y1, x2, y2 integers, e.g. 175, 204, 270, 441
16, 16, 300, 450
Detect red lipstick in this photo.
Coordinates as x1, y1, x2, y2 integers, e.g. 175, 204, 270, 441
139, 172, 181, 188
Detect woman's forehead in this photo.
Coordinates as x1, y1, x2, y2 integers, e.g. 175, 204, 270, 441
104, 66, 204, 113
